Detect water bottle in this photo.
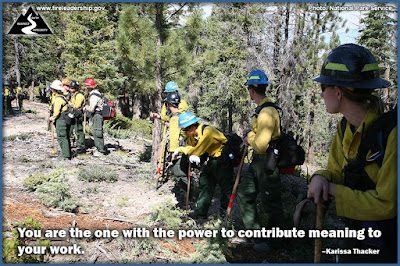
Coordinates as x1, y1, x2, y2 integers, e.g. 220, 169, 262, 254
264, 148, 279, 174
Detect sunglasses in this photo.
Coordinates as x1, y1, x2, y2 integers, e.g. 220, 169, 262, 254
182, 126, 191, 132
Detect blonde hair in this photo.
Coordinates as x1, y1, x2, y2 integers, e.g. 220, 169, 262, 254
339, 87, 385, 116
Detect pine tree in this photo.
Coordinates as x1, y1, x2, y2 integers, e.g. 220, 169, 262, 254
358, 3, 398, 108
116, 3, 192, 166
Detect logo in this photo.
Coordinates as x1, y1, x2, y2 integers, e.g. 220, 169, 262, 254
8, 7, 52, 35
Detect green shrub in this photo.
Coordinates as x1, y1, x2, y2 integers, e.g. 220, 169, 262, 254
139, 145, 152, 162
3, 133, 31, 141
78, 165, 118, 183
146, 200, 186, 229
131, 119, 152, 139
35, 182, 78, 212
23, 168, 65, 191
23, 168, 77, 212
3, 217, 52, 263
191, 219, 228, 264
106, 115, 133, 130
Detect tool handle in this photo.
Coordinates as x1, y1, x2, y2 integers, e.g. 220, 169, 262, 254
224, 145, 248, 226
51, 121, 54, 148
83, 111, 86, 134
314, 205, 324, 263
185, 162, 191, 221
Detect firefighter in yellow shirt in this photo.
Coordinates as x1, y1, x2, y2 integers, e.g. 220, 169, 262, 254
48, 80, 71, 160
15, 82, 23, 111
237, 69, 283, 254
70, 81, 86, 152
173, 111, 234, 218
3, 82, 12, 115
308, 44, 397, 263
150, 81, 189, 122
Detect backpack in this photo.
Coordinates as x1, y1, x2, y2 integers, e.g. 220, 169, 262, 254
201, 125, 243, 167
91, 93, 116, 120
55, 95, 81, 125
254, 102, 305, 172
340, 107, 397, 191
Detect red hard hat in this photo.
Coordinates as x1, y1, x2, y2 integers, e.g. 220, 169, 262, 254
85, 78, 96, 87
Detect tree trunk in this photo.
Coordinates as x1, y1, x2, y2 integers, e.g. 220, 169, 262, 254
306, 12, 321, 164
13, 37, 21, 85
150, 3, 165, 167
29, 81, 34, 101
228, 97, 233, 132
119, 89, 131, 117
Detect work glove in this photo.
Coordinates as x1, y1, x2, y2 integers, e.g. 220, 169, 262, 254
171, 148, 180, 162
189, 155, 201, 166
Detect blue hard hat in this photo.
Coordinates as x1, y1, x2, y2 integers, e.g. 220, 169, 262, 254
244, 69, 271, 86
165, 81, 180, 92
4, 82, 9, 86
178, 111, 200, 129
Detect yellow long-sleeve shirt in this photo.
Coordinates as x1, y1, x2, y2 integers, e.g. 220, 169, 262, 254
247, 97, 281, 154
161, 99, 189, 122
312, 109, 397, 221
177, 124, 227, 158
168, 110, 182, 152
4, 87, 11, 97
49, 92, 57, 112
50, 94, 69, 121
16, 87, 22, 97
71, 91, 85, 109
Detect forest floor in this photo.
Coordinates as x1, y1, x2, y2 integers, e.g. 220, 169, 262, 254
2, 100, 343, 264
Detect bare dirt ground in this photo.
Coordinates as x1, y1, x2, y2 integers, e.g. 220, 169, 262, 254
2, 100, 188, 263
2, 100, 336, 264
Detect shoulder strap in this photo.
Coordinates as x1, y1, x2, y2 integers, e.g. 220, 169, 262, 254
254, 101, 281, 115
201, 124, 209, 135
57, 95, 69, 105
91, 92, 104, 99
170, 111, 181, 118
358, 108, 397, 167
339, 117, 347, 140
254, 101, 283, 133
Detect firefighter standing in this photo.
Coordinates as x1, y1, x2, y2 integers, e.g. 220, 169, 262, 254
237, 69, 283, 253
84, 78, 107, 156
48, 80, 72, 160
70, 81, 86, 153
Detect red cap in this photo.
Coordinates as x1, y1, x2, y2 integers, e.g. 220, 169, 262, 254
85, 78, 96, 87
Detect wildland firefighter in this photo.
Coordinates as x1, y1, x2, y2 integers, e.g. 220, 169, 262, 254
3, 82, 12, 115
237, 69, 283, 253
48, 80, 72, 160
69, 81, 86, 153
83, 78, 107, 156
307, 43, 397, 263
163, 92, 189, 206
15, 82, 23, 111
150, 81, 189, 122
62, 79, 71, 100
173, 111, 234, 219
